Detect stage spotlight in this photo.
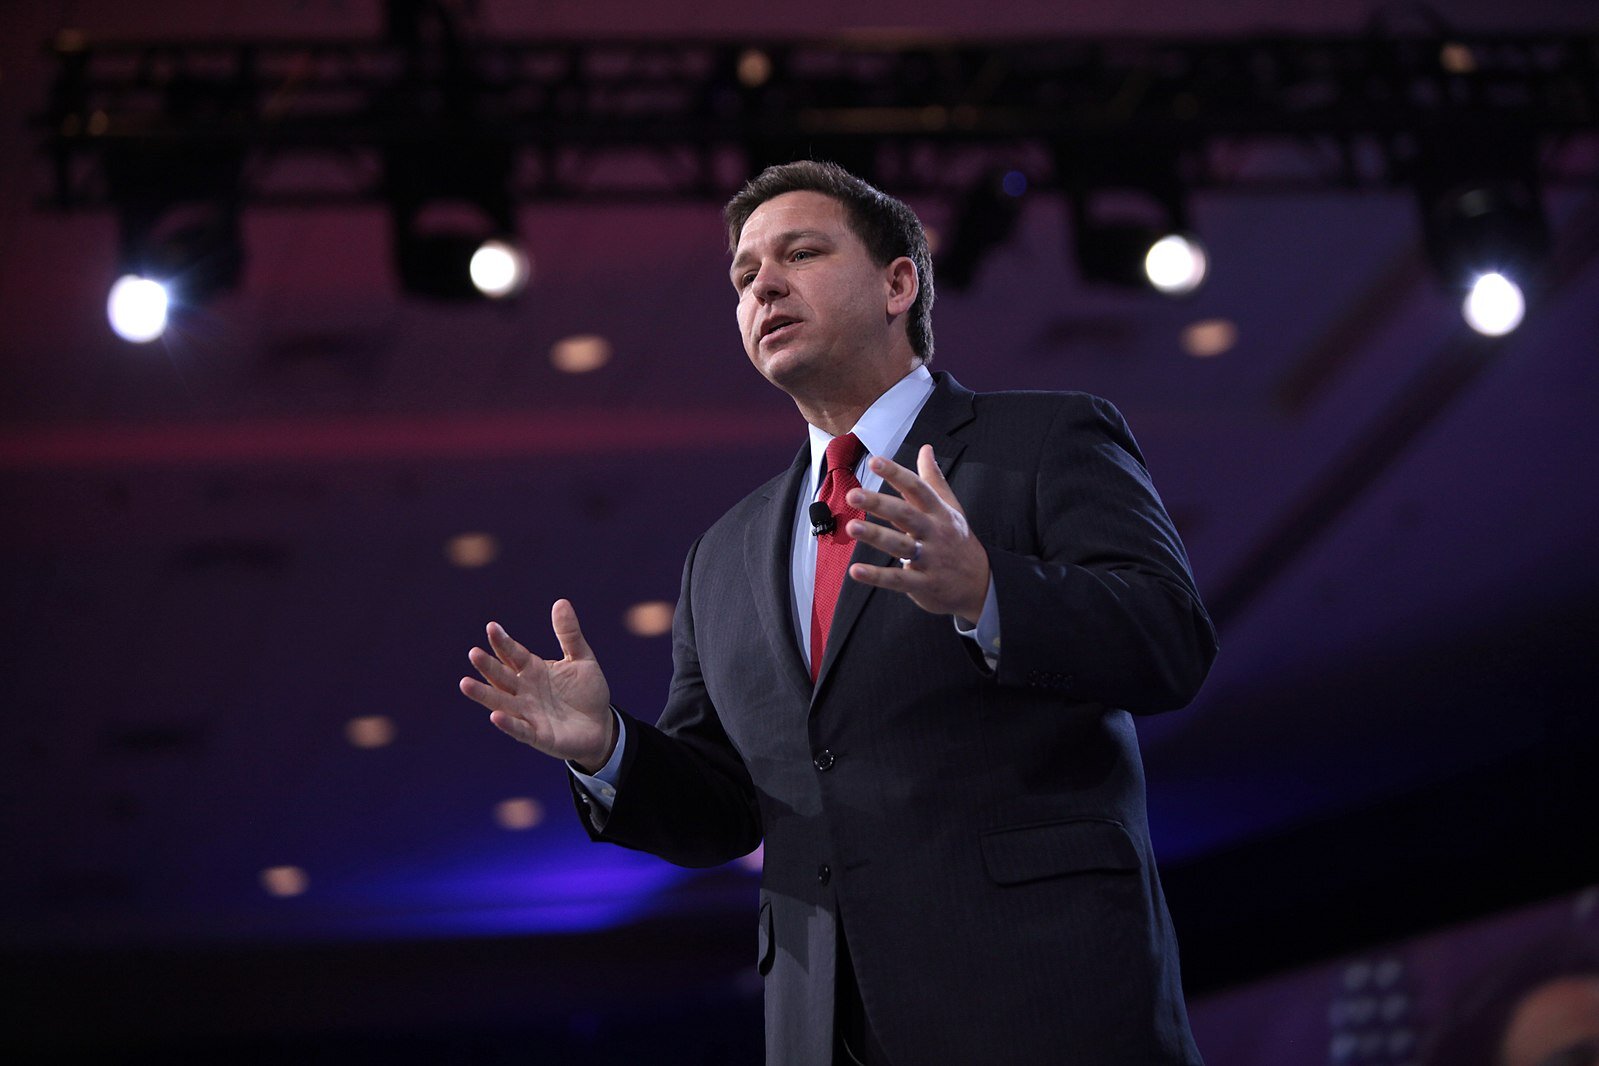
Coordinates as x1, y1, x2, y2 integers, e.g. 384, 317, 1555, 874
1462, 272, 1525, 337
394, 226, 530, 301
102, 72, 251, 328
1068, 194, 1207, 296
260, 865, 309, 898
737, 48, 773, 88
469, 238, 531, 298
1143, 233, 1208, 295
106, 165, 245, 339
1181, 317, 1238, 358
1073, 220, 1208, 296
1417, 142, 1548, 334
1071, 222, 1146, 289
1059, 143, 1205, 296
387, 140, 524, 302
117, 206, 246, 312
1421, 180, 1547, 285
106, 274, 170, 343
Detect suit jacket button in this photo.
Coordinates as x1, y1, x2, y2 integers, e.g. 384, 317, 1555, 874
814, 750, 836, 771
817, 864, 831, 885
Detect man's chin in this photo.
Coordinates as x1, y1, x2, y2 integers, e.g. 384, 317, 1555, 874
753, 346, 818, 390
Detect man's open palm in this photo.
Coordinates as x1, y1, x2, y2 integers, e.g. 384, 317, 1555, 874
458, 599, 615, 771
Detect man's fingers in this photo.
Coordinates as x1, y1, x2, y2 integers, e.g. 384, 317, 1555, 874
551, 598, 596, 662
867, 454, 942, 511
487, 708, 536, 745
468, 646, 520, 693
459, 675, 517, 715
847, 518, 919, 559
915, 445, 960, 507
848, 560, 915, 592
486, 622, 533, 671
847, 488, 930, 537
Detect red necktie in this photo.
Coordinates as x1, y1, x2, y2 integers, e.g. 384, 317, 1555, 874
811, 432, 865, 681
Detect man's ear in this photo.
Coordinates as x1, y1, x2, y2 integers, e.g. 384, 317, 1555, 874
885, 256, 918, 316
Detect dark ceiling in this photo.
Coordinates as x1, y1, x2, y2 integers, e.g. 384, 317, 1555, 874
3, 0, 1598, 1050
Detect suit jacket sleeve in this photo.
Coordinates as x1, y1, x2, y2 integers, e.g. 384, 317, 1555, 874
569, 534, 763, 868
985, 393, 1217, 713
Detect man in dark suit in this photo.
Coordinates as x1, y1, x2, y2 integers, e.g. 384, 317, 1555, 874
459, 161, 1218, 1064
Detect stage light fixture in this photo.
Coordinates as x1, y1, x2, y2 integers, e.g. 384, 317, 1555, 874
624, 601, 675, 638
1058, 141, 1206, 296
106, 274, 170, 343
468, 239, 531, 298
1143, 233, 1209, 295
1071, 216, 1207, 296
345, 715, 397, 749
1073, 222, 1147, 289
1462, 272, 1525, 337
494, 797, 545, 830
100, 74, 251, 338
104, 193, 244, 344
115, 204, 246, 312
737, 48, 774, 88
1416, 141, 1548, 337
386, 140, 524, 301
260, 865, 309, 898
550, 334, 613, 374
102, 195, 244, 342
1180, 317, 1238, 358
1066, 187, 1206, 296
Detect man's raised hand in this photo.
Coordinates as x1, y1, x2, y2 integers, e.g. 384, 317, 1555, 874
844, 444, 992, 626
458, 599, 616, 772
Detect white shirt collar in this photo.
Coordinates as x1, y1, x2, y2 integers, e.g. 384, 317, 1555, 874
805, 365, 936, 486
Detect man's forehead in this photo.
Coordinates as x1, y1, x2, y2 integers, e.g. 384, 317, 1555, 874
733, 191, 849, 256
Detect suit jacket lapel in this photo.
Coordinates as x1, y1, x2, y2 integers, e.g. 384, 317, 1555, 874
812, 372, 977, 700
746, 443, 815, 703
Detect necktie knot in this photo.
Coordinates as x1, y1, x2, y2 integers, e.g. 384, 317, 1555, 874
824, 433, 865, 479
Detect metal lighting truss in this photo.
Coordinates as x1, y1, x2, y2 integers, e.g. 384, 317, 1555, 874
36, 31, 1599, 209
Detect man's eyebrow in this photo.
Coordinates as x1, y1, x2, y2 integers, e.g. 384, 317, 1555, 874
730, 229, 836, 273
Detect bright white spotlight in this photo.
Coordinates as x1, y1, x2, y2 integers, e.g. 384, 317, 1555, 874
1144, 233, 1208, 295
106, 274, 170, 343
1462, 272, 1525, 337
469, 239, 530, 298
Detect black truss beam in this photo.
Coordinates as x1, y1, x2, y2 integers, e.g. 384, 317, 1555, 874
36, 32, 1599, 208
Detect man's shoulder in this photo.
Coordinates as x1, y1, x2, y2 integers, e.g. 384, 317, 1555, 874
967, 383, 1120, 420
931, 370, 1116, 416
697, 458, 800, 545
951, 381, 1130, 444
937, 377, 1143, 466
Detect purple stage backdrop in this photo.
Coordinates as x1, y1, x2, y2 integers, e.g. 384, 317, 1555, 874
1189, 886, 1599, 1065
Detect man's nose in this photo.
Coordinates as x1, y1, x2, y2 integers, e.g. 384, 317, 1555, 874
753, 263, 786, 301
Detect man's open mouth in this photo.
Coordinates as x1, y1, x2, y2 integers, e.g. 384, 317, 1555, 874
761, 316, 799, 340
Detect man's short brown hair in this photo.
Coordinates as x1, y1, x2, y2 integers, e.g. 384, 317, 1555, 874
725, 160, 935, 363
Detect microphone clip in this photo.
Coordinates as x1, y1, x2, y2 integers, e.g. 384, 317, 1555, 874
809, 501, 836, 537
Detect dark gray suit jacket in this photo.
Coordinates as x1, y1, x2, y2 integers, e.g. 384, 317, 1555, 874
578, 372, 1217, 1064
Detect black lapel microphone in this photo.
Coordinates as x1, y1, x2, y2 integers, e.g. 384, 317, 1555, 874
809, 501, 836, 536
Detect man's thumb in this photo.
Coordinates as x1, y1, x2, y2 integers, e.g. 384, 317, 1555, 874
551, 599, 595, 662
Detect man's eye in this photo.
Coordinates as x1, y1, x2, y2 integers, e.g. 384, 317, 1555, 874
791, 250, 814, 261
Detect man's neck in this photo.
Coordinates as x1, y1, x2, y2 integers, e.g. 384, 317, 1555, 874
790, 357, 920, 437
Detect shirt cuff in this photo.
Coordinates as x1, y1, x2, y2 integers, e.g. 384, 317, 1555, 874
953, 576, 1002, 666
568, 708, 626, 812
